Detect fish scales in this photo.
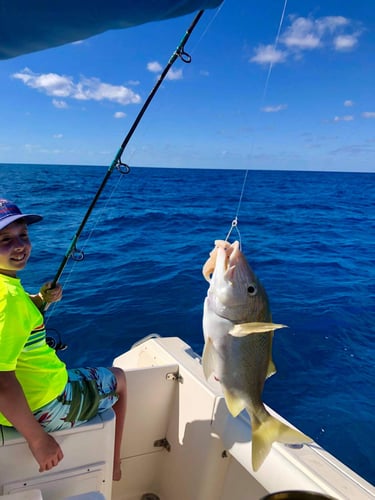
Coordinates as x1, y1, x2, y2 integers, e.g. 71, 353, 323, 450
202, 239, 312, 471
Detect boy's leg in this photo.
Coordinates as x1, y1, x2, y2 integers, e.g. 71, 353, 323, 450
109, 367, 127, 481
33, 366, 126, 481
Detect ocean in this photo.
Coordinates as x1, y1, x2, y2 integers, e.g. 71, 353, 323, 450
1, 163, 374, 485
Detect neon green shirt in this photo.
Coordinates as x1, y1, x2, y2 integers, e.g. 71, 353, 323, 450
0, 274, 68, 426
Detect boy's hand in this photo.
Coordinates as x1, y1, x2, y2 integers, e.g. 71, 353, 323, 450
28, 432, 64, 472
39, 282, 63, 304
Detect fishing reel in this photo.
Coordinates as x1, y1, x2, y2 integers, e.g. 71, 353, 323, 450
46, 328, 68, 351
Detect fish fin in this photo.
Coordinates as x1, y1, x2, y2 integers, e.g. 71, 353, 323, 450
266, 358, 277, 379
266, 333, 277, 379
229, 322, 287, 337
250, 411, 312, 472
202, 338, 216, 380
223, 389, 245, 417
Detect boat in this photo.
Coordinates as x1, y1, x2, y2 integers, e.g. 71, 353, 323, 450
1, 2, 374, 499
1, 334, 374, 500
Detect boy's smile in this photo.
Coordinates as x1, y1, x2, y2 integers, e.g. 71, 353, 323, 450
0, 220, 32, 277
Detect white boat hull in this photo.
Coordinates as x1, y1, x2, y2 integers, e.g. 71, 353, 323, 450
1, 336, 374, 500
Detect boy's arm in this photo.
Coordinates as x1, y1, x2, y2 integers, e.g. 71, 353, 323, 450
0, 370, 64, 471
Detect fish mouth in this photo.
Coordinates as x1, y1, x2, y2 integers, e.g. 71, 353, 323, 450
202, 240, 241, 282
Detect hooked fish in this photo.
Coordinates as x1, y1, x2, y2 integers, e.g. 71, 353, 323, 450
202, 240, 311, 471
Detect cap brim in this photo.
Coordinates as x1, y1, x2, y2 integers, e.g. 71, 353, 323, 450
0, 213, 43, 230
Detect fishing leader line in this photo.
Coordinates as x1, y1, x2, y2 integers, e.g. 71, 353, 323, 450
225, 0, 288, 246
224, 169, 250, 246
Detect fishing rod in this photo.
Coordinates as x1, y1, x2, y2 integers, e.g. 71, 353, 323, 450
49, 9, 205, 291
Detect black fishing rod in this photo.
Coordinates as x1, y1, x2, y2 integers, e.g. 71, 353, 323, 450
49, 9, 205, 290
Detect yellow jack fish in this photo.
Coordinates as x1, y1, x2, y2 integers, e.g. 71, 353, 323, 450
202, 240, 312, 471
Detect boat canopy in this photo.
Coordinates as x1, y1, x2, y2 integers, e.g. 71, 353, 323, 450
0, 0, 223, 60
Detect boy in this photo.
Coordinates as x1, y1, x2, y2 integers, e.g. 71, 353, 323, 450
0, 199, 126, 481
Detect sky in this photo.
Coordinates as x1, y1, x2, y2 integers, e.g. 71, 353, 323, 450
0, 0, 374, 172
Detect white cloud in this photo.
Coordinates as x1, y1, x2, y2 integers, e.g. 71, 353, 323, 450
344, 100, 354, 107
334, 34, 359, 51
53, 133, 63, 139
24, 143, 41, 151
114, 111, 126, 119
12, 68, 141, 105
13, 69, 74, 96
147, 60, 183, 81
333, 115, 354, 122
52, 99, 68, 109
315, 16, 349, 33
166, 68, 183, 81
261, 104, 287, 113
251, 15, 362, 66
282, 15, 357, 52
147, 61, 163, 73
362, 112, 375, 119
281, 17, 321, 50
250, 44, 287, 65
75, 78, 141, 104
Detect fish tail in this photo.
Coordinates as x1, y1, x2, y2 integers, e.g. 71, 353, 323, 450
250, 410, 312, 472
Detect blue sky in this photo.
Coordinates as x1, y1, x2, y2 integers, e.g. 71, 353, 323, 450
0, 0, 374, 171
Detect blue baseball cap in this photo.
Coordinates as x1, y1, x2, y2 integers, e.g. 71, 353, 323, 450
0, 199, 43, 230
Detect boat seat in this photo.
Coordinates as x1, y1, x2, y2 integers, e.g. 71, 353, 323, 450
0, 409, 115, 499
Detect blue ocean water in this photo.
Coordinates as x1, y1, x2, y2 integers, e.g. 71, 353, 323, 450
1, 163, 374, 485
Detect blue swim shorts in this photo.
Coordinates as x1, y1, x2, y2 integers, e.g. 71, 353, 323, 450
33, 367, 119, 432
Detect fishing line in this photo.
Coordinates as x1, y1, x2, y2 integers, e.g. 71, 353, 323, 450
45, 161, 130, 326
72, 153, 133, 258
224, 169, 249, 246
263, 0, 288, 100
44, 9, 207, 307
43, 10, 211, 346
133, 3, 223, 143
188, 2, 224, 56
225, 0, 288, 243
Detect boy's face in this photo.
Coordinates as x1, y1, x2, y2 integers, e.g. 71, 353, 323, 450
0, 220, 32, 277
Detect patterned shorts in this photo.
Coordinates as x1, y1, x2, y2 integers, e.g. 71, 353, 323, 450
33, 367, 119, 432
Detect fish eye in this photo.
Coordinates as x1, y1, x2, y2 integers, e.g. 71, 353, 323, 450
247, 283, 257, 296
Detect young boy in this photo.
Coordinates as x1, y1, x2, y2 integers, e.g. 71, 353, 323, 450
0, 199, 126, 481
